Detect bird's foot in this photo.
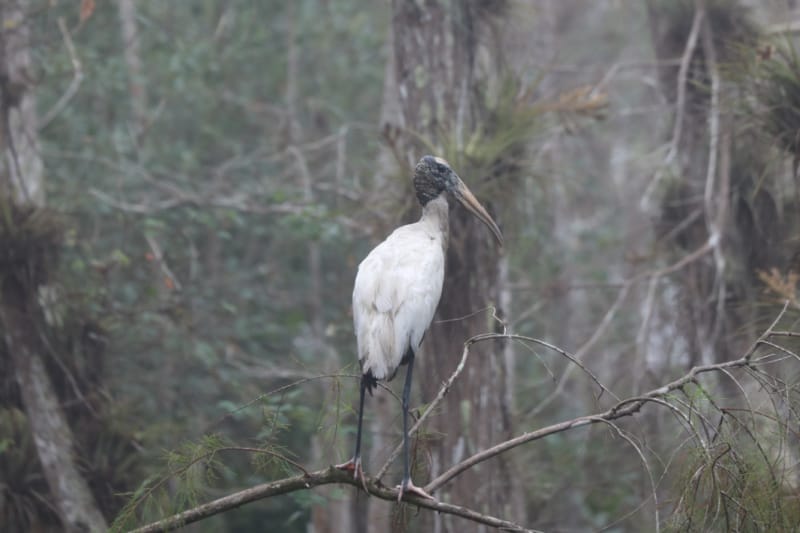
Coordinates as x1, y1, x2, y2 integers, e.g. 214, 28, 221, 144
336, 457, 371, 494
396, 478, 435, 502
335, 457, 364, 481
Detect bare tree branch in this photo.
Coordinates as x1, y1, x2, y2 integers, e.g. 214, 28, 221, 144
38, 17, 83, 131
124, 305, 794, 532
128, 467, 536, 533
640, 5, 705, 209
699, 5, 727, 353
592, 418, 660, 533
530, 281, 631, 417
424, 304, 790, 493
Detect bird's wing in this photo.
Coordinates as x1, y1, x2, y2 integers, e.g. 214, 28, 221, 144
352, 224, 445, 380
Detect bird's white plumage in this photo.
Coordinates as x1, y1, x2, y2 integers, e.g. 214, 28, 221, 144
352, 197, 448, 381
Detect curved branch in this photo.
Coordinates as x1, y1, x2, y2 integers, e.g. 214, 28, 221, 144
374, 331, 612, 481
375, 334, 477, 480
424, 307, 789, 495
129, 305, 793, 532
128, 467, 535, 533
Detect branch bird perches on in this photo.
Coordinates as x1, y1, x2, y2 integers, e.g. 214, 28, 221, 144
128, 301, 792, 533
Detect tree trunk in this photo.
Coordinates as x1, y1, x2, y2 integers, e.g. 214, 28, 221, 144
646, 1, 740, 369
0, 3, 107, 531
1, 0, 43, 205
385, 1, 515, 530
360, 15, 408, 533
1, 283, 107, 533
276, 5, 357, 531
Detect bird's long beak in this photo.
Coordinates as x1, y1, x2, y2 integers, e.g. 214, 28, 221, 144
452, 178, 504, 245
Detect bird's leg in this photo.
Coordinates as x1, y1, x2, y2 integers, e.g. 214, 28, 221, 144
336, 376, 367, 482
397, 350, 434, 502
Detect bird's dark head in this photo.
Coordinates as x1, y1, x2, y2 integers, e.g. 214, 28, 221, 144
413, 155, 504, 245
413, 155, 457, 206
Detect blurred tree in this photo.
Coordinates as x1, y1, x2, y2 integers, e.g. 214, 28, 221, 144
5, 0, 800, 531
358, 1, 524, 530
117, 0, 148, 136
646, 0, 785, 375
0, 1, 107, 531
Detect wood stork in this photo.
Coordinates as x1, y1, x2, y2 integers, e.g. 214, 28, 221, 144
337, 155, 503, 500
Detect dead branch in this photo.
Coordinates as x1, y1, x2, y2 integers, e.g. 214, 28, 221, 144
38, 17, 83, 131
700, 6, 727, 352
424, 303, 790, 494
374, 331, 476, 480
530, 281, 631, 417
640, 5, 705, 209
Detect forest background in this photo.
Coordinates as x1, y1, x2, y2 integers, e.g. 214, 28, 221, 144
4, 1, 800, 532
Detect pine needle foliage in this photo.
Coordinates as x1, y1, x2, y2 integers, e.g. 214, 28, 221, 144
746, 43, 800, 161
665, 383, 800, 533
111, 419, 306, 530
667, 440, 800, 532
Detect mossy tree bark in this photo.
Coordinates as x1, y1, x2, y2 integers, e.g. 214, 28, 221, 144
376, 2, 517, 530
0, 2, 107, 531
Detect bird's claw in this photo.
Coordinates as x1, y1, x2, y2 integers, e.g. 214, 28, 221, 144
396, 479, 435, 502
335, 458, 364, 481
337, 458, 371, 494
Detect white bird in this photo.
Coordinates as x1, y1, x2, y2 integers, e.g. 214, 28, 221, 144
337, 155, 503, 500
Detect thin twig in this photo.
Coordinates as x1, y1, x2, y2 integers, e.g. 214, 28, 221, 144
590, 418, 660, 533
374, 335, 477, 480
640, 5, 705, 209
507, 334, 619, 401
39, 18, 83, 130
700, 6, 727, 354
424, 331, 781, 494
745, 300, 790, 361
769, 330, 800, 338
144, 234, 182, 291
530, 282, 631, 417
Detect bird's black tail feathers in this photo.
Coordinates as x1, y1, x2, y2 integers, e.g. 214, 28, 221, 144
362, 370, 378, 396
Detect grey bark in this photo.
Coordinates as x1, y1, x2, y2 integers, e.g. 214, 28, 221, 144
386, 1, 514, 530
363, 15, 403, 533
646, 1, 743, 369
0, 2, 107, 531
2, 295, 107, 533
118, 0, 148, 133
0, 0, 43, 205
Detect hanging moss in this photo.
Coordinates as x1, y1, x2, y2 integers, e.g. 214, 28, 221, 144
0, 200, 65, 288
649, 0, 758, 61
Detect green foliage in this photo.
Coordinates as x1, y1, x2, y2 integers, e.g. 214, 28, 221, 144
0, 408, 61, 531
15, 0, 800, 531
17, 1, 388, 531
110, 431, 309, 531
108, 373, 350, 532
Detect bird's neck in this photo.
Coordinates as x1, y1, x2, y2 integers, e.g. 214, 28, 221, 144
420, 195, 450, 248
